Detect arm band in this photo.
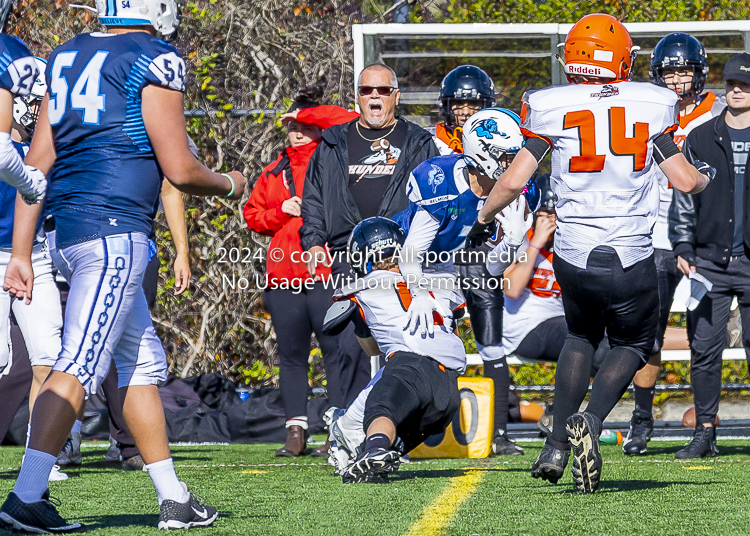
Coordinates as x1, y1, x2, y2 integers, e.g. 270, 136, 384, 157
523, 136, 551, 163
221, 173, 236, 198
652, 132, 681, 164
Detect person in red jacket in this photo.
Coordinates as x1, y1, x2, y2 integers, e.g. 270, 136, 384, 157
244, 81, 358, 457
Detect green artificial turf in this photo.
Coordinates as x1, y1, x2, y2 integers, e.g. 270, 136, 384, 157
0, 439, 748, 535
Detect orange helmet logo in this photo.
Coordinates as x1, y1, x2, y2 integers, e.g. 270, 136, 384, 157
563, 14, 638, 83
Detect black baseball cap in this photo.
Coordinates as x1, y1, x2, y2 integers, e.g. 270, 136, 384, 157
723, 53, 750, 85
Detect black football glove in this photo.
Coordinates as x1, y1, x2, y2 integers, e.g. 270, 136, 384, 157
465, 218, 497, 248
693, 160, 716, 182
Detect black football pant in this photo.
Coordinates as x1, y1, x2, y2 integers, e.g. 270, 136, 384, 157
457, 263, 509, 434
549, 246, 657, 446
688, 255, 750, 425
363, 351, 460, 453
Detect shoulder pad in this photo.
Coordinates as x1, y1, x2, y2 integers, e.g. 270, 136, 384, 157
322, 299, 357, 336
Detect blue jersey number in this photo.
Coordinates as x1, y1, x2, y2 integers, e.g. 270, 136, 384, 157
49, 50, 110, 126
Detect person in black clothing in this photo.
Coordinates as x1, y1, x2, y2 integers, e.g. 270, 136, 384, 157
300, 63, 439, 405
670, 53, 750, 459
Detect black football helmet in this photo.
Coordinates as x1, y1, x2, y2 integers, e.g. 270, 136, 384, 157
535, 174, 557, 212
650, 33, 708, 101
439, 65, 496, 128
348, 217, 407, 277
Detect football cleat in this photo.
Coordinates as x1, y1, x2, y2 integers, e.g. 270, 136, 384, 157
674, 423, 719, 459
57, 433, 82, 467
622, 406, 654, 455
158, 482, 218, 530
0, 489, 84, 533
491, 430, 524, 456
105, 436, 121, 465
537, 404, 554, 437
48, 465, 69, 482
122, 455, 146, 472
566, 412, 603, 493
324, 407, 365, 476
531, 441, 569, 484
342, 448, 400, 484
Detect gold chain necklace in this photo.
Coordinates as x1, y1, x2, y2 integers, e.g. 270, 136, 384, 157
355, 120, 398, 142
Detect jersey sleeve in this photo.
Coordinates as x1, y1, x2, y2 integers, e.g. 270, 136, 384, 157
0, 35, 38, 96
404, 163, 450, 220
144, 40, 185, 92
520, 92, 552, 146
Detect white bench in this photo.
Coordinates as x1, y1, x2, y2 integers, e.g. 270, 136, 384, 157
466, 297, 746, 366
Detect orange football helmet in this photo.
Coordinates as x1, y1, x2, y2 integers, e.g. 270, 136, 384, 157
562, 14, 638, 83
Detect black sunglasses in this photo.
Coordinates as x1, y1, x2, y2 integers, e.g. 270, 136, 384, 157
358, 86, 397, 97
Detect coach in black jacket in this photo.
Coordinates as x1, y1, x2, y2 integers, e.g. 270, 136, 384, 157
300, 63, 439, 407
669, 53, 750, 459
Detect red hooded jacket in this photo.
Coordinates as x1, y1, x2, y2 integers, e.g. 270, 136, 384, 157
244, 105, 359, 286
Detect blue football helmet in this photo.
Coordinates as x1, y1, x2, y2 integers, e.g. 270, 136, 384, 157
348, 217, 407, 277
650, 33, 708, 100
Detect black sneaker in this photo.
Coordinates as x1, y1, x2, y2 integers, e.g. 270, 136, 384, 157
491, 430, 524, 456
537, 404, 554, 437
531, 441, 570, 484
158, 483, 218, 530
675, 423, 719, 459
0, 489, 84, 533
622, 405, 654, 456
342, 448, 400, 484
566, 412, 603, 493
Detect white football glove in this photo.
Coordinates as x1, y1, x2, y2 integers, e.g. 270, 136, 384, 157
496, 196, 533, 247
403, 289, 448, 337
19, 166, 47, 205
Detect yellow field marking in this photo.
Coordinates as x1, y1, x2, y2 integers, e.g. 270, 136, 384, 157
241, 470, 269, 474
683, 466, 713, 471
404, 469, 485, 536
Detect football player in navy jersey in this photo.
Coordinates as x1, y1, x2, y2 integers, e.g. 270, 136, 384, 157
394, 108, 535, 335
0, 0, 45, 203
0, 0, 245, 532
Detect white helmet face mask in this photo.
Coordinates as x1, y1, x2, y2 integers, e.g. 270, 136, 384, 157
13, 57, 47, 136
94, 0, 181, 38
462, 108, 524, 181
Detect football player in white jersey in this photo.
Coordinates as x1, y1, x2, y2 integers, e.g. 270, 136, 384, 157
624, 33, 725, 456
467, 14, 714, 493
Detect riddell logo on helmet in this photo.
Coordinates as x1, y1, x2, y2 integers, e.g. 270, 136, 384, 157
565, 63, 617, 79
568, 65, 603, 75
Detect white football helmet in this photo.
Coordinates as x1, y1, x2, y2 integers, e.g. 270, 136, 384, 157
94, 0, 182, 38
462, 108, 523, 181
12, 57, 47, 136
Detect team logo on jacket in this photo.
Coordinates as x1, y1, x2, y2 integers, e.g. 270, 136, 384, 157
471, 118, 510, 140
590, 84, 619, 99
428, 164, 445, 193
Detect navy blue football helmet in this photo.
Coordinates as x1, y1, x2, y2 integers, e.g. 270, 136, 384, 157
348, 217, 407, 277
439, 65, 496, 128
534, 174, 557, 212
650, 33, 708, 100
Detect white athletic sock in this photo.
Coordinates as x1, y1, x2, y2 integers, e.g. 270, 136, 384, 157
71, 420, 82, 436
13, 448, 57, 503
145, 458, 188, 505
25, 423, 31, 449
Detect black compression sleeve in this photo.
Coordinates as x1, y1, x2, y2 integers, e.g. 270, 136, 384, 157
652, 132, 681, 164
523, 136, 551, 163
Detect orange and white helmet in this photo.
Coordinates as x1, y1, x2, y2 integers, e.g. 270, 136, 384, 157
562, 14, 638, 83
